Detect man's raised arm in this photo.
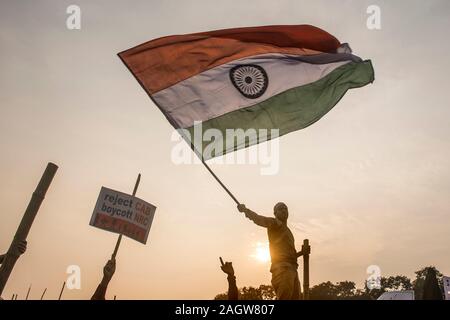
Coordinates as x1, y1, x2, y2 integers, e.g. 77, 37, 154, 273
237, 204, 280, 228
91, 259, 116, 300
220, 257, 238, 300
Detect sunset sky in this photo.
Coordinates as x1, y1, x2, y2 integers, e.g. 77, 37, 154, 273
1, 0, 449, 299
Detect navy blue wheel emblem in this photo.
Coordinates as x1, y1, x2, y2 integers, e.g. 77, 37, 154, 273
230, 64, 268, 99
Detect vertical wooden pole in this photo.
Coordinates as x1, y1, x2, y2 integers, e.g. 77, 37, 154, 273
58, 281, 65, 300
40, 288, 47, 300
0, 162, 58, 295
111, 174, 141, 260
25, 284, 31, 300
302, 239, 310, 300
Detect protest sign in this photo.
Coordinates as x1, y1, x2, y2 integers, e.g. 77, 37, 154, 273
90, 187, 156, 244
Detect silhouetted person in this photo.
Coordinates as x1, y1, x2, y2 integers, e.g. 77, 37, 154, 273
91, 259, 116, 300
0, 240, 27, 264
238, 202, 308, 300
220, 257, 238, 300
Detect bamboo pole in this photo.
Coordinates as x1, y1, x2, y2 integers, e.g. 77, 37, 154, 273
0, 162, 58, 295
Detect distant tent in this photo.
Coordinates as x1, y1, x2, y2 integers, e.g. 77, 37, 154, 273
377, 290, 415, 300
423, 268, 443, 300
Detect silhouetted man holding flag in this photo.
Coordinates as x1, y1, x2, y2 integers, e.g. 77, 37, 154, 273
238, 202, 309, 300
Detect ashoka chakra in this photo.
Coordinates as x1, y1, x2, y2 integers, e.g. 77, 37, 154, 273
230, 64, 268, 99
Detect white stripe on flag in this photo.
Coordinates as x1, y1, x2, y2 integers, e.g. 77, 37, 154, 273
152, 53, 352, 128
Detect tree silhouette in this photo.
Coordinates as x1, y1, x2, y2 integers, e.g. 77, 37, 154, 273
310, 281, 365, 300
363, 275, 413, 299
413, 266, 443, 300
214, 284, 276, 300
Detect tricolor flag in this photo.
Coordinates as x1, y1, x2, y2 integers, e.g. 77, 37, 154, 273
119, 25, 374, 159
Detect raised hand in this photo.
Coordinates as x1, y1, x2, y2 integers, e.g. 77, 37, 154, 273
220, 257, 234, 276
17, 240, 27, 254
11, 239, 27, 257
103, 259, 116, 281
237, 204, 247, 213
303, 246, 311, 255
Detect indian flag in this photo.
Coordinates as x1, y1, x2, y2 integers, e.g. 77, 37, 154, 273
118, 25, 374, 159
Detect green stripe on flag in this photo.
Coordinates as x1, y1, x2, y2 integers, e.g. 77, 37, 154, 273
186, 60, 374, 159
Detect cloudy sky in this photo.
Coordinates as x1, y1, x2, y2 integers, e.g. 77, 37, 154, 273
0, 0, 449, 299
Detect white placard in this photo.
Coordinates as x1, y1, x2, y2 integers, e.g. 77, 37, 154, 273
90, 187, 156, 244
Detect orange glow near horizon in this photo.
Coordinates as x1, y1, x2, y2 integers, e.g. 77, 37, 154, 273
251, 242, 271, 263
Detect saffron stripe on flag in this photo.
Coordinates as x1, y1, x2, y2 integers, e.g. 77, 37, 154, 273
118, 25, 340, 93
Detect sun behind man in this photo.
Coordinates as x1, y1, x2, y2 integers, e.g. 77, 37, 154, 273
237, 202, 309, 300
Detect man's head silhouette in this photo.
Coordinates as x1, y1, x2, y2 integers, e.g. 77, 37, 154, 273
274, 202, 288, 222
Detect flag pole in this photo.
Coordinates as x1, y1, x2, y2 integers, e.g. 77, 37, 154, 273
0, 162, 58, 295
200, 160, 240, 205
111, 174, 141, 259
184, 131, 240, 206
118, 51, 239, 206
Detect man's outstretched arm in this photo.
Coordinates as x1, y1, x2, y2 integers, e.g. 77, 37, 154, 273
237, 204, 280, 228
220, 257, 238, 300
91, 259, 116, 300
